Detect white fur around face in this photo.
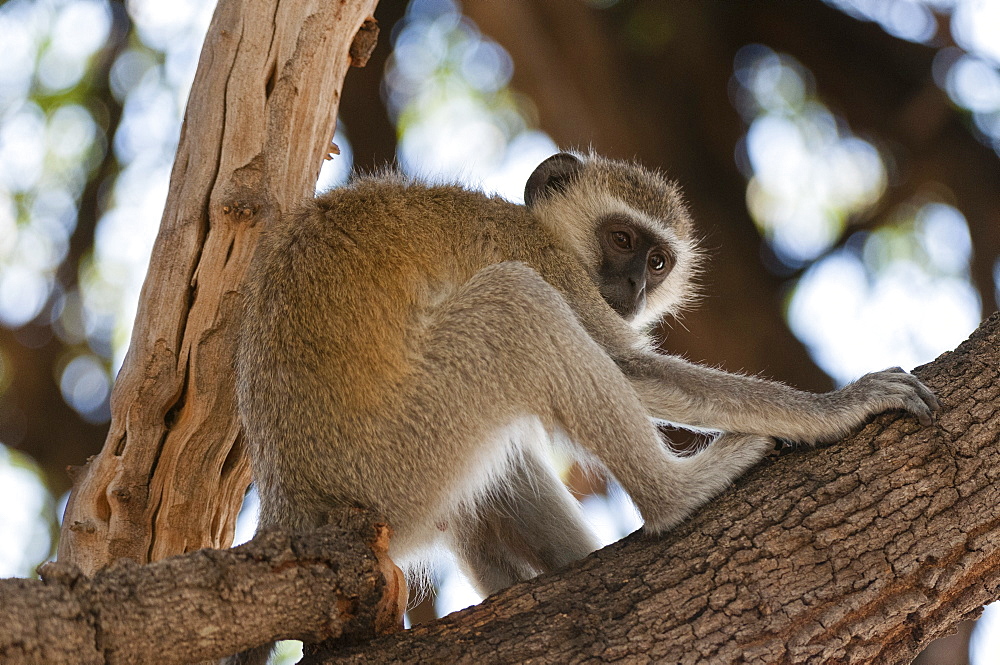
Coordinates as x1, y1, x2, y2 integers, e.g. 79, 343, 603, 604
530, 166, 703, 331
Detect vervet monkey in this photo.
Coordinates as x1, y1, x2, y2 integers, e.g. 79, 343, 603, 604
231, 152, 938, 663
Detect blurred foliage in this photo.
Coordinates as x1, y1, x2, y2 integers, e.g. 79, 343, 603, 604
0, 0, 212, 574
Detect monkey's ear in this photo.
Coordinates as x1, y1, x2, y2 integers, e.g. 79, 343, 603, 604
524, 152, 583, 208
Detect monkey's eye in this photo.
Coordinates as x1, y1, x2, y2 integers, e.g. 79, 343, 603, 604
610, 230, 632, 251
649, 252, 668, 273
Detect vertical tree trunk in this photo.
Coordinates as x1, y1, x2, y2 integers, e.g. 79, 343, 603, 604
57, 0, 380, 575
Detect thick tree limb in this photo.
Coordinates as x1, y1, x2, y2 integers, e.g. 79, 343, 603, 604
0, 512, 403, 665
311, 314, 1000, 665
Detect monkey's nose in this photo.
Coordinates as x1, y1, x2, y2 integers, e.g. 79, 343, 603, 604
629, 277, 645, 300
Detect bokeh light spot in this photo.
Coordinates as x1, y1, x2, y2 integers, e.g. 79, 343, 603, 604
59, 353, 111, 423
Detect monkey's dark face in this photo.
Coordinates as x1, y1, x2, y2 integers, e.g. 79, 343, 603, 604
596, 216, 674, 321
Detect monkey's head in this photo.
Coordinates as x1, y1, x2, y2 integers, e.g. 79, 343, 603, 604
524, 152, 703, 329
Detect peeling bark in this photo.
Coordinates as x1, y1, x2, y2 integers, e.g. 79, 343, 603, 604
56, 0, 381, 576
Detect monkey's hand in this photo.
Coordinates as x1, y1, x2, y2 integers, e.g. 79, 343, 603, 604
823, 366, 940, 433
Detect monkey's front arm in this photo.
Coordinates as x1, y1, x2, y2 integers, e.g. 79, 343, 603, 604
628, 353, 940, 445
550, 270, 940, 445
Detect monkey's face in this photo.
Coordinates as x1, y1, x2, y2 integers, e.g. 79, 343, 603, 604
524, 151, 704, 328
595, 215, 674, 321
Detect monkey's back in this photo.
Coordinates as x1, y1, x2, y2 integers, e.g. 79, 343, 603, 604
240, 175, 558, 421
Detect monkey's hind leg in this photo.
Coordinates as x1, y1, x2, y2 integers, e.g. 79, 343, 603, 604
377, 262, 769, 577
447, 447, 602, 597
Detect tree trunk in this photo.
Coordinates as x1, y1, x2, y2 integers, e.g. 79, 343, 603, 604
311, 314, 1000, 665
56, 0, 380, 576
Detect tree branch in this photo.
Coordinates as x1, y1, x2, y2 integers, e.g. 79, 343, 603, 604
1, 512, 403, 665
8, 315, 996, 663
311, 314, 1000, 665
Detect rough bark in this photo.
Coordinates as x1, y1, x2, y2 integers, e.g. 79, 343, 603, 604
311, 314, 1000, 665
0, 513, 402, 665
56, 0, 380, 576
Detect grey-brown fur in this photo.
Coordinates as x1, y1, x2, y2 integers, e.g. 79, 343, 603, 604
229, 153, 938, 664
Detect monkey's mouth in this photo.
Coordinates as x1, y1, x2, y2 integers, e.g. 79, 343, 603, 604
606, 295, 645, 321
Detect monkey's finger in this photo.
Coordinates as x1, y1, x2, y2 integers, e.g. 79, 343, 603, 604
882, 371, 942, 413
890, 386, 935, 426
917, 384, 942, 413
911, 403, 934, 427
